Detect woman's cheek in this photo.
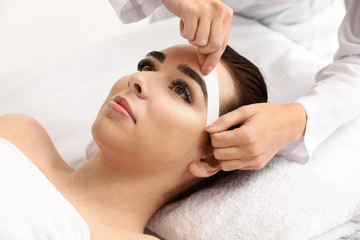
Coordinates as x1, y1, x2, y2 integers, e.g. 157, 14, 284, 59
100, 77, 130, 109
156, 106, 204, 140
110, 76, 130, 93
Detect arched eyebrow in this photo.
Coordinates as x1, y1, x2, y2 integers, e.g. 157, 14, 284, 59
177, 64, 207, 100
145, 51, 207, 100
146, 51, 165, 63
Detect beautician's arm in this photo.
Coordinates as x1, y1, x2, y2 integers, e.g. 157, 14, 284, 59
206, 0, 360, 170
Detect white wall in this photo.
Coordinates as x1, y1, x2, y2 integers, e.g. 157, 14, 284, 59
0, 0, 149, 76
0, 0, 348, 76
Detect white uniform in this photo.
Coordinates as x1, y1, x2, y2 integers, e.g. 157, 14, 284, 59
108, 0, 360, 163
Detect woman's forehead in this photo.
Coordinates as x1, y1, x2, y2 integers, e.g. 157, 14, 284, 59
161, 45, 200, 66
160, 45, 236, 107
162, 44, 198, 55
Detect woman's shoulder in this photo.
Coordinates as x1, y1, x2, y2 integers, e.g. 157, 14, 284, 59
0, 113, 47, 147
0, 113, 70, 173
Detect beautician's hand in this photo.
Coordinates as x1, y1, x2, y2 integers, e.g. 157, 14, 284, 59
205, 103, 307, 171
161, 0, 233, 75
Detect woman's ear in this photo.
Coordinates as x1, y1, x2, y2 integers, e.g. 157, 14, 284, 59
188, 156, 221, 178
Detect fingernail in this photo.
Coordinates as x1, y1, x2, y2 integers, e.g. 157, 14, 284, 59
205, 123, 217, 132
203, 66, 213, 76
199, 39, 208, 47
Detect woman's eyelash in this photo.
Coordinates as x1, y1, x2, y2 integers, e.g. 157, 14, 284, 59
137, 59, 154, 71
136, 60, 192, 103
171, 79, 192, 103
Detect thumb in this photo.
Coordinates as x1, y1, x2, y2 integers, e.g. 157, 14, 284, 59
202, 48, 223, 76
197, 52, 206, 69
205, 106, 252, 133
179, 19, 186, 39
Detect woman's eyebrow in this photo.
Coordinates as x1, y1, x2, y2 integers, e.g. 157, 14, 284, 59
146, 51, 166, 63
177, 64, 207, 99
143, 51, 207, 99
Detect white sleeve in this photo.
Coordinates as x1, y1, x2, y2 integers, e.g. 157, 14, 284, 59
109, 0, 325, 24
108, 0, 162, 23
108, 0, 334, 27
228, 0, 332, 23
279, 0, 360, 163
231, 0, 344, 60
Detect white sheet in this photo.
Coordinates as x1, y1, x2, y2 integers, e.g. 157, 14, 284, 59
1, 15, 359, 239
0, 138, 90, 239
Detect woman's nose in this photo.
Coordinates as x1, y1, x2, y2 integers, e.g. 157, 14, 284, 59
128, 72, 148, 99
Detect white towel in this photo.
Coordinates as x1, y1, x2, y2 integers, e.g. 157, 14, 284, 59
146, 157, 360, 240
310, 215, 360, 240
0, 138, 90, 240
84, 139, 360, 239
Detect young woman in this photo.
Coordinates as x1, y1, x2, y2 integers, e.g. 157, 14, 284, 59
0, 44, 267, 239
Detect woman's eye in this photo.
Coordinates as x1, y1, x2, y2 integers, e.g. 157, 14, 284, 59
174, 86, 185, 95
141, 66, 152, 71
171, 79, 192, 103
137, 59, 154, 72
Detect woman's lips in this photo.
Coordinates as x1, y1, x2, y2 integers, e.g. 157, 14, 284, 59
108, 96, 136, 123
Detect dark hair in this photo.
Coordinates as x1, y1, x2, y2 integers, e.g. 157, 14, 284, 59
170, 45, 268, 202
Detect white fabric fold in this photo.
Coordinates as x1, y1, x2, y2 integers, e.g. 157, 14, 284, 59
0, 138, 90, 240
108, 0, 162, 23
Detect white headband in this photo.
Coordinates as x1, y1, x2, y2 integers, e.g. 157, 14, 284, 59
203, 67, 219, 126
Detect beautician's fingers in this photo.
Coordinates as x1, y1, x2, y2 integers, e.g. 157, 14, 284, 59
180, 13, 198, 40
210, 129, 244, 148
197, 52, 207, 69
219, 156, 271, 171
188, 1, 232, 49
202, 45, 226, 75
219, 150, 276, 171
162, 0, 232, 75
206, 105, 251, 134
163, 0, 231, 43
206, 103, 307, 171
199, 9, 232, 75
213, 146, 248, 160
190, 16, 212, 47
190, 15, 221, 52
162, 0, 198, 40
219, 159, 252, 172
220, 159, 247, 171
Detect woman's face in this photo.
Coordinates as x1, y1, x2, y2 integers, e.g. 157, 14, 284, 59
92, 45, 235, 175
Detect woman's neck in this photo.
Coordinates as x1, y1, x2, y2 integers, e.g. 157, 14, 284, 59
61, 151, 169, 233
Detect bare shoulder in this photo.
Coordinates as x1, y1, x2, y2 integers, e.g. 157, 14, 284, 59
0, 113, 69, 172
0, 113, 48, 146
1, 112, 44, 133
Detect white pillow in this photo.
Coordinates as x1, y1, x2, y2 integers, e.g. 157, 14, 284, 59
146, 156, 360, 240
